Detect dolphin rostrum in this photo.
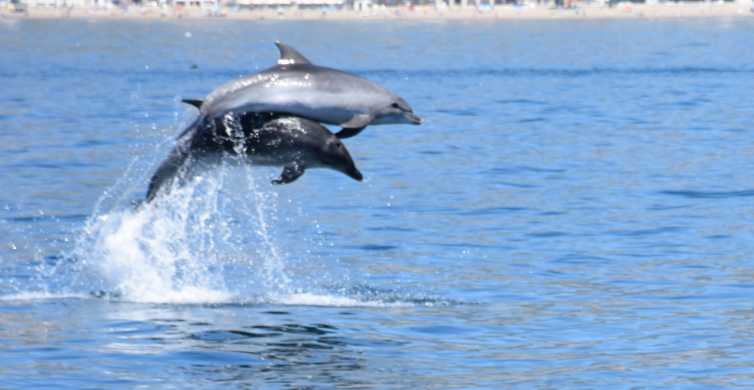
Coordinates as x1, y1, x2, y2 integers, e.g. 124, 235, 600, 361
194, 42, 422, 139
145, 107, 363, 202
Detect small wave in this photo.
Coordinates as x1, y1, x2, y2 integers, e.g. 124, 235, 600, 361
0, 287, 455, 308
483, 165, 566, 176
357, 66, 754, 79
659, 189, 754, 199
102, 287, 236, 305
269, 292, 413, 308
0, 292, 90, 302
607, 226, 686, 237
80, 290, 420, 308
7, 213, 88, 223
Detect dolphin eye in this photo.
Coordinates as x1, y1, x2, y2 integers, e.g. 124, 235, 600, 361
391, 103, 401, 109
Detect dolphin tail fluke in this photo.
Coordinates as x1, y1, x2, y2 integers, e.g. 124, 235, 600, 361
145, 120, 203, 202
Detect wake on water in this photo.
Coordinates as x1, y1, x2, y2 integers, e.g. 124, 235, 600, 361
5, 124, 440, 308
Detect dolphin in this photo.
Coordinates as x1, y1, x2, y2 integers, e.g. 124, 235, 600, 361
145, 108, 363, 202
193, 42, 422, 139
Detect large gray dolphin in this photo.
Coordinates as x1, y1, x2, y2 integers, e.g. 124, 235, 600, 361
194, 42, 422, 139
145, 109, 363, 202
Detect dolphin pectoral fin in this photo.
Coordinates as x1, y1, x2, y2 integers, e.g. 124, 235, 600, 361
335, 126, 365, 139
271, 163, 305, 185
181, 99, 204, 110
274, 41, 313, 66
338, 114, 373, 136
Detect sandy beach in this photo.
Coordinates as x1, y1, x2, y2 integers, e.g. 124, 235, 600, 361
3, 1, 753, 21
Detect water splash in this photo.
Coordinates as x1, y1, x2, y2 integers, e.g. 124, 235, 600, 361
64, 152, 412, 307
67, 152, 299, 304
59, 157, 450, 307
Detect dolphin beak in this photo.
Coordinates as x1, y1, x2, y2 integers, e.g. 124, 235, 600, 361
405, 111, 423, 125
347, 166, 363, 182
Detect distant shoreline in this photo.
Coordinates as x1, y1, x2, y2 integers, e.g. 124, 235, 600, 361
3, 2, 753, 21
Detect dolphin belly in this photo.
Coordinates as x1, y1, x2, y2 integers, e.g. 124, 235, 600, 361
212, 89, 358, 127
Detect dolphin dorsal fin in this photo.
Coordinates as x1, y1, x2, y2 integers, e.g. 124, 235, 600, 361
181, 99, 203, 110
275, 41, 312, 66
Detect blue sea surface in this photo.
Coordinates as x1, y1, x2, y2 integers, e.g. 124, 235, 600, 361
2, 17, 754, 388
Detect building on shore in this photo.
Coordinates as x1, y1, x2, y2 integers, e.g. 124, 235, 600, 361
17, 0, 112, 8
1, 0, 743, 13
229, 0, 344, 10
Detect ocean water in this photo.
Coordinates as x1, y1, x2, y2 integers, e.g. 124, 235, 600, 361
2, 17, 754, 388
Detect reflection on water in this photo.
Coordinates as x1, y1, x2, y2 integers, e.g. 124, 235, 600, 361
0, 299, 371, 388
186, 322, 363, 387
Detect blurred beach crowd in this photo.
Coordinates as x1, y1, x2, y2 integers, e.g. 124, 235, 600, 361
1, 0, 752, 23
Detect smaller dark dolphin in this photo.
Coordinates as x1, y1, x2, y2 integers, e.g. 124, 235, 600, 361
145, 104, 362, 202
